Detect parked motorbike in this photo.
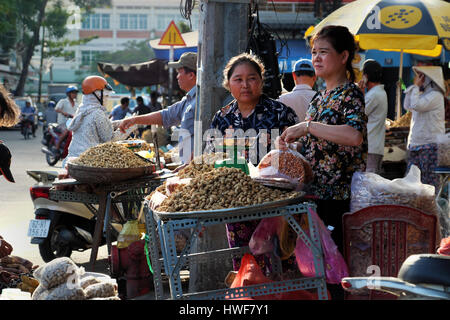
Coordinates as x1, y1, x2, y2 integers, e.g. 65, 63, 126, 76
41, 123, 72, 166
26, 170, 122, 262
341, 254, 450, 300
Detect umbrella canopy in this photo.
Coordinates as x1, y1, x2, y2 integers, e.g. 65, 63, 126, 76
306, 0, 450, 50
97, 59, 178, 89
305, 0, 450, 119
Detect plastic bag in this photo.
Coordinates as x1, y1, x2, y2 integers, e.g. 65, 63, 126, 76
165, 176, 192, 195
256, 149, 313, 189
117, 220, 142, 249
249, 217, 284, 255
148, 190, 167, 210
294, 208, 349, 284
229, 253, 318, 300
350, 165, 437, 214
436, 133, 450, 167
33, 257, 80, 290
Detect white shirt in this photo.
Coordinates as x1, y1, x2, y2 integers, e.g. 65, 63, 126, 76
55, 97, 78, 126
403, 85, 445, 149
278, 84, 317, 122
365, 84, 388, 155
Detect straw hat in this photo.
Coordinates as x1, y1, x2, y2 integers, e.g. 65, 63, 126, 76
412, 65, 445, 94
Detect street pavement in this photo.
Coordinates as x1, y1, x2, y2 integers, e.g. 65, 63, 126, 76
0, 126, 109, 272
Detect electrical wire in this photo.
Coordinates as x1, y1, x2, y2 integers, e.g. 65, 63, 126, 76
180, 0, 196, 30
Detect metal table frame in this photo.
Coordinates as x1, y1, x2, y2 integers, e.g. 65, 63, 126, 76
49, 175, 167, 270
144, 201, 328, 300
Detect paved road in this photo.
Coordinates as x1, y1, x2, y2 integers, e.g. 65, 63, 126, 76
0, 126, 109, 272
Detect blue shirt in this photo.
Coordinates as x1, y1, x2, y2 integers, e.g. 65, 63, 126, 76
161, 86, 196, 163
110, 105, 130, 120
21, 105, 36, 121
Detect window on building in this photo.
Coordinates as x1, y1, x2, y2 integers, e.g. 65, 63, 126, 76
81, 50, 102, 66
120, 14, 148, 30
156, 14, 181, 31
81, 13, 110, 30
120, 14, 128, 29
139, 14, 147, 30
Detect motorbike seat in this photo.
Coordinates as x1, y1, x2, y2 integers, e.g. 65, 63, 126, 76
398, 254, 450, 287
48, 123, 62, 133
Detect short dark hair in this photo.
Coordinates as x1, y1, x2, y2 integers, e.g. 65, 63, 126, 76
150, 91, 158, 99
182, 66, 196, 76
120, 97, 130, 104
363, 59, 383, 83
294, 70, 315, 78
136, 96, 144, 103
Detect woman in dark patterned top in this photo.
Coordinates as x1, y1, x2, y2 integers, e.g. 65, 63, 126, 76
278, 26, 368, 297
209, 53, 299, 274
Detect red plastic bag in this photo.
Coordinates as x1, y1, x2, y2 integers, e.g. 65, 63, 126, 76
295, 208, 349, 284
249, 217, 284, 255
228, 253, 320, 300
437, 237, 450, 255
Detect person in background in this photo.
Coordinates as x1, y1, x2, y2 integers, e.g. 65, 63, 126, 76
278, 58, 317, 122
134, 96, 151, 116
133, 96, 151, 137
109, 97, 131, 121
0, 143, 15, 183
66, 76, 131, 162
20, 100, 37, 137
148, 91, 162, 113
119, 52, 198, 164
277, 25, 367, 299
54, 86, 79, 153
44, 100, 58, 124
358, 59, 388, 174
403, 65, 445, 192
209, 52, 298, 274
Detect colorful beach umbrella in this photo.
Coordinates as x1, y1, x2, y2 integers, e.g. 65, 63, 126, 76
305, 0, 450, 119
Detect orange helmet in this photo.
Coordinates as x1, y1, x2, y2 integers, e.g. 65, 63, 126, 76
81, 76, 113, 94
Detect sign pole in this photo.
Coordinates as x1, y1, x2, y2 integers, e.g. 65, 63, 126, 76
169, 45, 174, 105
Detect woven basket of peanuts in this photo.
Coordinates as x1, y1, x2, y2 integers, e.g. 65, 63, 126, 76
67, 142, 156, 184
254, 149, 313, 190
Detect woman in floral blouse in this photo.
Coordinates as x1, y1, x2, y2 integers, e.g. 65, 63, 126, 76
278, 25, 368, 263
209, 53, 299, 274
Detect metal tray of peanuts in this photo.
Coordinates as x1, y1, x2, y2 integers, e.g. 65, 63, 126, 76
150, 192, 305, 220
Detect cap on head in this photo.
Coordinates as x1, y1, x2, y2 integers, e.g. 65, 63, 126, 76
0, 144, 14, 183
66, 86, 79, 94
168, 52, 197, 71
293, 59, 314, 73
81, 76, 113, 95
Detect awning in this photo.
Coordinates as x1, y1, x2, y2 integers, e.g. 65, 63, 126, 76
97, 59, 178, 88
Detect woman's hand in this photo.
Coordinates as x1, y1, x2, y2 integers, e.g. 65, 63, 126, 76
119, 117, 134, 133
280, 122, 307, 143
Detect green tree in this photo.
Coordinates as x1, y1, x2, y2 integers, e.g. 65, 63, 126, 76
0, 0, 111, 96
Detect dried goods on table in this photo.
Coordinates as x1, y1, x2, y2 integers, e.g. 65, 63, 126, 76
73, 142, 150, 168
436, 133, 450, 167
388, 112, 412, 128
157, 167, 301, 213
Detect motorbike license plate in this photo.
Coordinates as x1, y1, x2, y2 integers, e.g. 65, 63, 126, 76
27, 219, 51, 238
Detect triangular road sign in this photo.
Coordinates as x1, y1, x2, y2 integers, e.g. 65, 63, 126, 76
158, 21, 186, 46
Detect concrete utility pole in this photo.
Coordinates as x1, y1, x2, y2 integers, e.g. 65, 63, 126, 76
189, 0, 255, 293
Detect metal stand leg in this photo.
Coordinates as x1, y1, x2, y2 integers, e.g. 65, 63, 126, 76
144, 204, 164, 300
89, 190, 108, 271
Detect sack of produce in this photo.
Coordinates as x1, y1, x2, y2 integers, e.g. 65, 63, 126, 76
350, 165, 438, 216
84, 281, 117, 299
256, 149, 313, 189
33, 257, 80, 290
436, 133, 450, 167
